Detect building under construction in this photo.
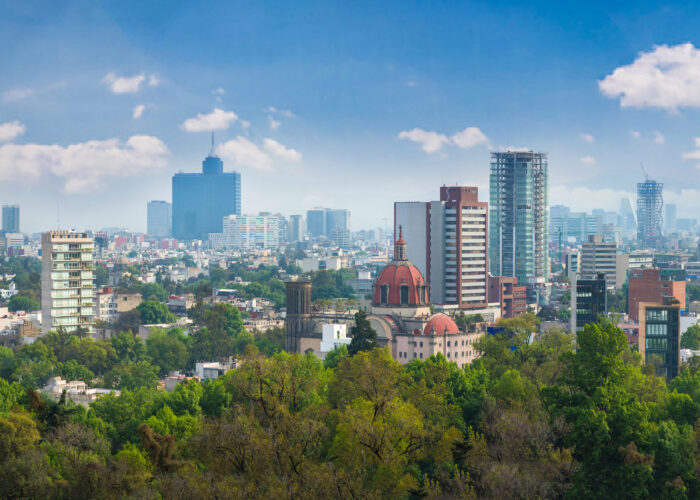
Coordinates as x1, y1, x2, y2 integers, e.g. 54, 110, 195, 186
489, 150, 549, 285
637, 179, 663, 249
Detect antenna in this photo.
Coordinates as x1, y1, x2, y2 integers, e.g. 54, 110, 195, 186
210, 131, 215, 156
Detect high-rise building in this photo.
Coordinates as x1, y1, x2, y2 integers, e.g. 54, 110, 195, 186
665, 203, 677, 233
41, 230, 95, 335
628, 268, 685, 323
639, 299, 681, 379
306, 208, 326, 238
326, 209, 350, 236
2, 204, 19, 234
619, 197, 637, 231
147, 201, 171, 238
288, 215, 304, 242
172, 151, 241, 240
571, 273, 607, 332
395, 186, 488, 309
489, 150, 549, 284
222, 213, 280, 249
581, 235, 617, 288
637, 179, 663, 248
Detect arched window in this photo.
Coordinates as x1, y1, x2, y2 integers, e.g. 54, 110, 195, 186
400, 285, 409, 305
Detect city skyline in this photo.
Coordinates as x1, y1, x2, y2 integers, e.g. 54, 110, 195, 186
4, 2, 700, 233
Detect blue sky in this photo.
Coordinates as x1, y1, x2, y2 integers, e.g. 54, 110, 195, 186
3, 0, 700, 233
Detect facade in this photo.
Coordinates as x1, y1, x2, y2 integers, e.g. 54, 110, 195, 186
2, 204, 19, 234
571, 273, 607, 332
4, 233, 24, 251
147, 200, 172, 238
305, 208, 351, 240
581, 235, 617, 288
288, 215, 304, 242
488, 275, 527, 319
394, 186, 488, 309
222, 213, 280, 250
306, 208, 326, 237
489, 150, 549, 284
172, 153, 241, 240
639, 300, 681, 379
95, 287, 142, 323
41, 231, 95, 335
637, 179, 663, 248
628, 268, 685, 323
550, 206, 602, 243
566, 251, 581, 281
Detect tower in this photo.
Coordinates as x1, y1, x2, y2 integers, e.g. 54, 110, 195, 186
285, 281, 312, 353
636, 179, 663, 248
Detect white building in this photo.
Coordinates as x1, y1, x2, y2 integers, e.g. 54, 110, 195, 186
223, 213, 280, 250
41, 231, 95, 335
319, 323, 351, 353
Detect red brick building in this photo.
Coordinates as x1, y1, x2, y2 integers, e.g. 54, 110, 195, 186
488, 275, 527, 319
627, 268, 685, 323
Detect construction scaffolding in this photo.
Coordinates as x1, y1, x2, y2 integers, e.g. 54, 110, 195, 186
636, 179, 664, 249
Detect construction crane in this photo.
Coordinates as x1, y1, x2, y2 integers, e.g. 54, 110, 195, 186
640, 162, 649, 181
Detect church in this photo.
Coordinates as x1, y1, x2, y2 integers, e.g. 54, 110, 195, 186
285, 229, 483, 367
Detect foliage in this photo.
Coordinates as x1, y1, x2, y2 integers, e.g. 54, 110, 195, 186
136, 300, 176, 325
347, 310, 378, 356
681, 323, 700, 350
7, 294, 39, 312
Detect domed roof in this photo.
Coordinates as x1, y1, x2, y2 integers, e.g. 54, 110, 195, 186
423, 313, 460, 335
373, 227, 428, 307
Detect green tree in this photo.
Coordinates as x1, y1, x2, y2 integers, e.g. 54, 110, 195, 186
348, 310, 378, 356
104, 361, 160, 390
136, 300, 176, 325
7, 295, 39, 312
323, 344, 348, 369
139, 282, 168, 302
681, 323, 700, 350
146, 328, 189, 377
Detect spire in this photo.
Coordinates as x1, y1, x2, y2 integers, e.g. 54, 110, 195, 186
210, 131, 216, 156
394, 225, 407, 260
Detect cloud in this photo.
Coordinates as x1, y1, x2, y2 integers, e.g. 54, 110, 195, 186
263, 138, 302, 162
132, 104, 145, 119
214, 88, 225, 96
268, 116, 281, 131
148, 75, 160, 87
579, 156, 596, 165
0, 134, 169, 192
599, 43, 700, 111
398, 128, 450, 153
2, 88, 34, 102
451, 127, 490, 149
265, 106, 294, 118
653, 131, 665, 144
0, 121, 26, 142
102, 73, 146, 94
216, 136, 272, 170
630, 130, 641, 139
181, 108, 238, 132
579, 133, 595, 143
682, 137, 700, 167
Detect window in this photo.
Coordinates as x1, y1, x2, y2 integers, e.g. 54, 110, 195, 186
400, 285, 409, 305
380, 285, 389, 304
419, 341, 423, 347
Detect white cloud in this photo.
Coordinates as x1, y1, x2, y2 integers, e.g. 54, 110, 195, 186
579, 156, 596, 165
265, 106, 294, 118
132, 104, 145, 119
599, 43, 700, 111
630, 130, 641, 139
451, 127, 490, 149
148, 74, 160, 87
579, 133, 595, 143
263, 138, 302, 162
181, 108, 238, 132
2, 88, 34, 102
653, 131, 665, 144
398, 128, 450, 153
0, 121, 26, 142
216, 136, 272, 170
268, 116, 281, 131
681, 137, 700, 167
214, 87, 225, 96
239, 120, 251, 130
0, 135, 169, 192
102, 73, 146, 94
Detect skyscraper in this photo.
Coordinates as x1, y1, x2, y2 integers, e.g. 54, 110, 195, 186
305, 208, 350, 241
637, 178, 663, 248
306, 208, 326, 237
665, 203, 677, 233
288, 215, 304, 242
172, 151, 241, 240
147, 201, 172, 238
489, 150, 549, 284
2, 204, 20, 233
41, 230, 95, 335
394, 186, 488, 309
222, 213, 280, 249
619, 197, 637, 231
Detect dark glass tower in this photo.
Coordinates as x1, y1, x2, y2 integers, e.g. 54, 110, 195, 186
172, 153, 241, 240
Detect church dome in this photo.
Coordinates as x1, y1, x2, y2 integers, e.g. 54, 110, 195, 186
373, 227, 428, 307
423, 313, 460, 335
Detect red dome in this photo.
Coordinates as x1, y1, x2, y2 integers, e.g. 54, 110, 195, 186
423, 314, 460, 335
373, 261, 428, 306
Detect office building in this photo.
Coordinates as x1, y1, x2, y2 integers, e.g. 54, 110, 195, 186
2, 205, 19, 234
637, 178, 663, 248
172, 151, 241, 240
665, 203, 677, 233
628, 268, 685, 323
550, 206, 603, 244
326, 209, 350, 236
222, 213, 280, 250
395, 186, 488, 309
147, 201, 171, 238
571, 273, 607, 332
4, 233, 24, 251
566, 250, 580, 281
488, 275, 527, 319
639, 300, 681, 379
288, 215, 304, 242
306, 208, 326, 238
489, 150, 549, 284
619, 197, 637, 231
581, 235, 617, 288
41, 230, 95, 335
305, 208, 351, 241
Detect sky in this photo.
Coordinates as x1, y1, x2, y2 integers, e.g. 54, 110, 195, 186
3, 0, 700, 233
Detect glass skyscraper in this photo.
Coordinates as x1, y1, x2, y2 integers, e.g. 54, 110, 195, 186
489, 150, 549, 284
147, 200, 172, 238
2, 204, 19, 233
172, 154, 241, 240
